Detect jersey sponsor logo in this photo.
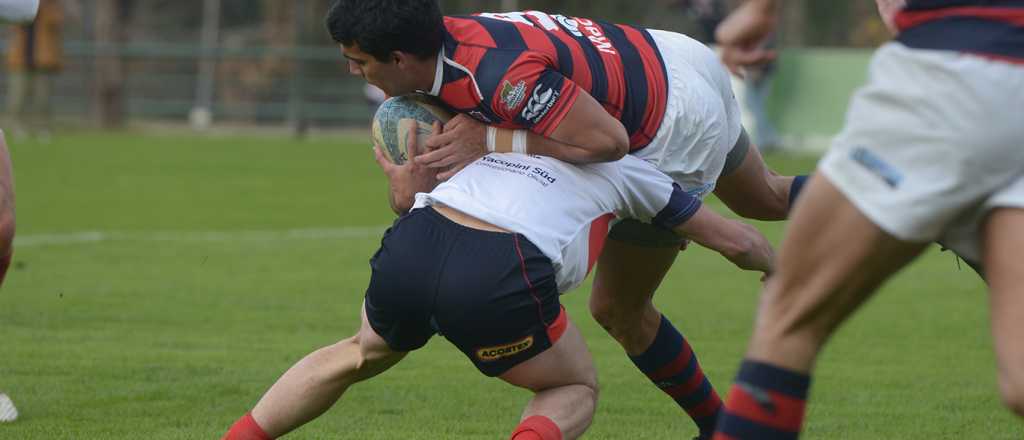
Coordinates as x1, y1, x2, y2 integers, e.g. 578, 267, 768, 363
500, 80, 528, 112
573, 18, 618, 55
552, 14, 584, 37
480, 11, 560, 31
476, 336, 534, 362
478, 156, 558, 186
522, 85, 560, 123
478, 11, 617, 55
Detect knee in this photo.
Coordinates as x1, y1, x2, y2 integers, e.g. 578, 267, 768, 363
588, 294, 617, 329
748, 281, 831, 360
582, 379, 599, 410
588, 293, 640, 335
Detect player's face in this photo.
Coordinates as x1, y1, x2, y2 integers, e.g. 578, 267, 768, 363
341, 44, 411, 97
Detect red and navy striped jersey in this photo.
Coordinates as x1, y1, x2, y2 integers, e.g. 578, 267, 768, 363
429, 11, 668, 150
895, 0, 1024, 63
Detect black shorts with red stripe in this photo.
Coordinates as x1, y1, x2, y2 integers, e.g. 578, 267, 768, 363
364, 206, 567, 377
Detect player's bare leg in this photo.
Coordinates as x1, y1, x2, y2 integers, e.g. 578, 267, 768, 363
499, 318, 598, 440
0, 129, 16, 267
590, 240, 722, 437
590, 240, 677, 353
0, 131, 17, 424
983, 207, 1024, 417
713, 139, 797, 221
714, 175, 927, 438
223, 304, 405, 439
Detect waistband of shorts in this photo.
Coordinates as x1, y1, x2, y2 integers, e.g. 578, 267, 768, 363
418, 206, 549, 260
413, 205, 524, 240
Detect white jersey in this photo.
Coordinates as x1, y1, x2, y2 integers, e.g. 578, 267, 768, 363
0, 0, 38, 23
413, 153, 699, 293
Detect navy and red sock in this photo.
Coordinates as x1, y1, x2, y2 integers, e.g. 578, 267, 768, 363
629, 315, 722, 437
713, 359, 810, 440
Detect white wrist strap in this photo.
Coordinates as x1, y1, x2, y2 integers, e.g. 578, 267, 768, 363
512, 129, 528, 154
485, 126, 498, 153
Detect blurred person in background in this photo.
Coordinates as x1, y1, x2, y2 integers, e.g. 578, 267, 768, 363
5, 0, 62, 142
0, 0, 35, 424
680, 0, 781, 151
733, 35, 781, 152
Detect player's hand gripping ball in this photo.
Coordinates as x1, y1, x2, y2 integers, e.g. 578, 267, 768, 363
372, 95, 453, 164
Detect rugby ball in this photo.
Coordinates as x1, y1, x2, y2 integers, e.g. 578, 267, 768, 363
371, 94, 453, 165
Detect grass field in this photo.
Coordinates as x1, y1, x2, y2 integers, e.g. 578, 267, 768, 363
0, 132, 1019, 439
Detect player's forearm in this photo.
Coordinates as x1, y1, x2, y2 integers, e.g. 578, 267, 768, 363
672, 206, 775, 274
386, 187, 411, 215
713, 220, 774, 274
525, 129, 627, 164
525, 89, 629, 164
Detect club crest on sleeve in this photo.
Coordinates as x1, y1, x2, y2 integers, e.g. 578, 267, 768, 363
500, 80, 528, 111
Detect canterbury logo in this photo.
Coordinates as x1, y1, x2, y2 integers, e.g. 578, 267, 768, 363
476, 336, 534, 361
522, 86, 559, 123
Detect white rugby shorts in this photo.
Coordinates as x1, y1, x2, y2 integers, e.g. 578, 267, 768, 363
820, 42, 1024, 250
638, 29, 743, 199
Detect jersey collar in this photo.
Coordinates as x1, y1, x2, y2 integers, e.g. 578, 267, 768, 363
425, 47, 445, 96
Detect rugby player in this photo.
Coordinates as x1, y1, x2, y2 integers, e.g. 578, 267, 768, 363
326, 2, 809, 436
222, 127, 775, 440
0, 0, 35, 424
711, 0, 1024, 438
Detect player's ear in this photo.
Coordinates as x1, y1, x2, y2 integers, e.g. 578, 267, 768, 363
391, 51, 407, 67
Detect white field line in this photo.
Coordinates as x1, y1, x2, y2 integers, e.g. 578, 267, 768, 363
15, 226, 390, 247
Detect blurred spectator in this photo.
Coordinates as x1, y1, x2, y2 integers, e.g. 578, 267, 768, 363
736, 36, 782, 152
679, 0, 781, 151
5, 0, 63, 141
677, 0, 728, 44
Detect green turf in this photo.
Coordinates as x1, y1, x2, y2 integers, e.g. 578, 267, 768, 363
0, 132, 1019, 439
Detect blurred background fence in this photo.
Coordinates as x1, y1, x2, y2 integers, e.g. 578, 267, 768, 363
0, 0, 891, 143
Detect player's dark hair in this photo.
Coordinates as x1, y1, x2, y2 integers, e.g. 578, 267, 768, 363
325, 0, 444, 62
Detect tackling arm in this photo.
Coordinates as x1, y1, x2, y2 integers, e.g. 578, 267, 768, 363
419, 90, 628, 180
527, 89, 629, 164
672, 204, 774, 274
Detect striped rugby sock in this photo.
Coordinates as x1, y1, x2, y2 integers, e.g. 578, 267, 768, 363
713, 360, 810, 440
629, 315, 722, 436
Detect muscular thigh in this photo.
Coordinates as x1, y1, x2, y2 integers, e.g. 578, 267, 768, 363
982, 208, 1024, 388
750, 175, 928, 369
591, 234, 680, 309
